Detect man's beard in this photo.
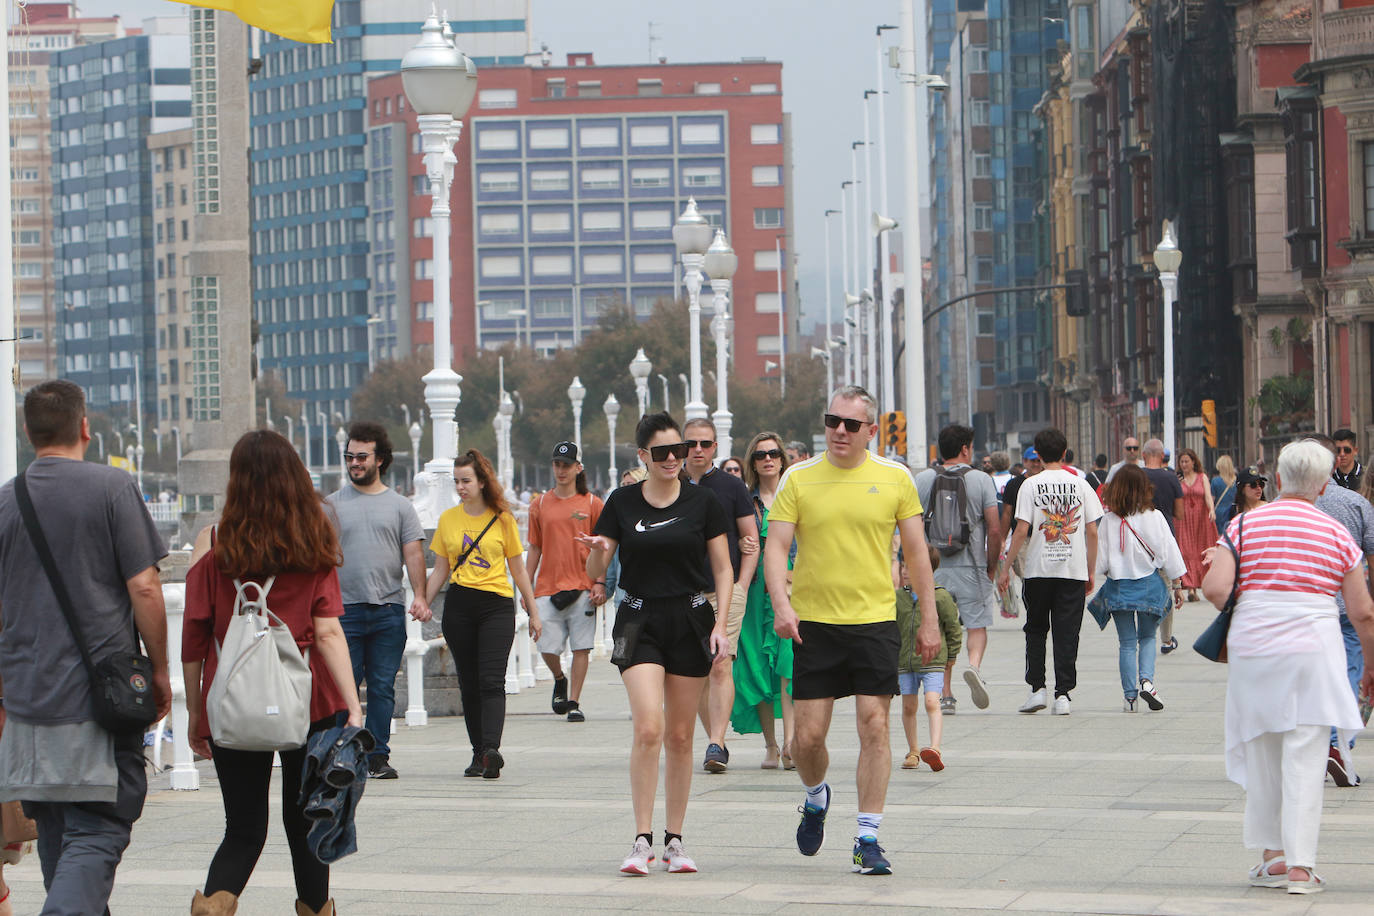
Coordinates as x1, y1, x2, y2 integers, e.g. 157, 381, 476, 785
350, 467, 379, 486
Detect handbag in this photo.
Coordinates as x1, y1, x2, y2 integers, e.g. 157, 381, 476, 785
13, 471, 159, 735
205, 577, 313, 752
1193, 514, 1244, 663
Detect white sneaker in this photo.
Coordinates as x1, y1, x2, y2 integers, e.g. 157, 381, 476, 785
1052, 696, 1071, 716
620, 836, 653, 876
1138, 678, 1163, 711
661, 837, 698, 873
963, 667, 990, 709
1123, 696, 1137, 713
1018, 688, 1047, 714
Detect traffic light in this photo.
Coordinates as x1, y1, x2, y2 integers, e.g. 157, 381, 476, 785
1065, 269, 1089, 317
884, 410, 907, 456
1202, 399, 1218, 448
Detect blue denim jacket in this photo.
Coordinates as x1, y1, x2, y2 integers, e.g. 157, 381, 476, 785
299, 723, 374, 864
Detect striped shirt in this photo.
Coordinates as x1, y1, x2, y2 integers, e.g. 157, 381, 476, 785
1221, 499, 1362, 596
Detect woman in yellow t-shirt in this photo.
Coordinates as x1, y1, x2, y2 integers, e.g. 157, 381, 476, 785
424, 448, 540, 779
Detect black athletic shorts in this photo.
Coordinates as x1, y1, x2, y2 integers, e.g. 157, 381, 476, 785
791, 620, 900, 700
610, 593, 714, 678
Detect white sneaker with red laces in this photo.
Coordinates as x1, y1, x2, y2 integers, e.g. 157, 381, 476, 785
662, 837, 698, 873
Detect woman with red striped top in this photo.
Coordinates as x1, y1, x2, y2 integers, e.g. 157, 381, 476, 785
1202, 439, 1374, 895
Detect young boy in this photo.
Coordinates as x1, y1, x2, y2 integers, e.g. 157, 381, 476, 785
896, 546, 962, 771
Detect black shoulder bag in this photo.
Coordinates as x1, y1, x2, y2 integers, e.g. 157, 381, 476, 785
13, 471, 159, 734
1193, 513, 1244, 663
453, 513, 500, 569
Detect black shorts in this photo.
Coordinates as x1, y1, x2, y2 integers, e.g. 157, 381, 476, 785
611, 594, 714, 678
792, 620, 900, 700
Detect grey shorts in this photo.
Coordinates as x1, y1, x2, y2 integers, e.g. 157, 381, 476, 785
937, 565, 996, 629
536, 592, 597, 654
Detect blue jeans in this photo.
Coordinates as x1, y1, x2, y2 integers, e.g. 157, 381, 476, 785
1111, 611, 1159, 699
341, 602, 406, 758
1331, 612, 1363, 748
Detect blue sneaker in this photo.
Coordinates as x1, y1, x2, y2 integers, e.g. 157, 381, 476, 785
852, 836, 891, 875
703, 742, 729, 773
795, 785, 830, 856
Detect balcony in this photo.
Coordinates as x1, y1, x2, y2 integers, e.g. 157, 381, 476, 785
1314, 1, 1374, 61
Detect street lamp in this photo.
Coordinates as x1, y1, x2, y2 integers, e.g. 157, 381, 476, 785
317, 410, 330, 480
823, 208, 840, 397
673, 198, 712, 420
1154, 219, 1183, 457
874, 213, 898, 412
629, 348, 652, 418
283, 415, 295, 458
844, 292, 862, 387
93, 431, 104, 460
335, 427, 348, 482
567, 376, 586, 454
408, 422, 423, 484
498, 390, 516, 493
170, 427, 181, 465
703, 229, 738, 462
301, 409, 312, 472
402, 12, 477, 522
656, 373, 670, 413
603, 393, 620, 485
677, 373, 689, 407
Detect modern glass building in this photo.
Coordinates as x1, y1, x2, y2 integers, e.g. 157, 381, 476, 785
50, 18, 191, 425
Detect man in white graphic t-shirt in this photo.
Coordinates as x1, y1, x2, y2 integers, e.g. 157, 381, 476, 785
997, 427, 1102, 716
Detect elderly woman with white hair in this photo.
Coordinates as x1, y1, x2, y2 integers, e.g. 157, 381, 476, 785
1203, 439, 1374, 894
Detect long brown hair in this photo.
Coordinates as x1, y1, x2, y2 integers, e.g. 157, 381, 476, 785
743, 430, 788, 491
454, 448, 509, 516
215, 429, 341, 577
1102, 463, 1154, 517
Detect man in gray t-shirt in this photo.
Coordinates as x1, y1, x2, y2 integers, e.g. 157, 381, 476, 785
914, 424, 1003, 713
0, 380, 169, 915
325, 421, 429, 779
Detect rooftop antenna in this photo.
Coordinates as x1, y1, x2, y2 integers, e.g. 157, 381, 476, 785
648, 21, 661, 63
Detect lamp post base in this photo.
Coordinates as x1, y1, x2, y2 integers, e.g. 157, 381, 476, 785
713, 408, 733, 468
683, 399, 710, 421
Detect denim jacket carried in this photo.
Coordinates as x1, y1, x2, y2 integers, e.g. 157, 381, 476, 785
299, 723, 374, 864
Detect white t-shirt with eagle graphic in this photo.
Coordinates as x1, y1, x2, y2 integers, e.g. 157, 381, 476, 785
1013, 468, 1104, 581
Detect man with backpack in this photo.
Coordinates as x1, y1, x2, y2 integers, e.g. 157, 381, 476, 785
915, 425, 1002, 713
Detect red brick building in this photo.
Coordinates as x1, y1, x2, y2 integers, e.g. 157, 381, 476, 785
367, 54, 793, 379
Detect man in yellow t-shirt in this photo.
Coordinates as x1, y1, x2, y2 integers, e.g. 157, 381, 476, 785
764, 385, 940, 876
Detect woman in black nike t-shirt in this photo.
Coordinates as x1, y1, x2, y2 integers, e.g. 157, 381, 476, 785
579, 411, 732, 876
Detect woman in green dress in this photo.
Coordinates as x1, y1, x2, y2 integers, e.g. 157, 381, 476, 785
729, 432, 795, 769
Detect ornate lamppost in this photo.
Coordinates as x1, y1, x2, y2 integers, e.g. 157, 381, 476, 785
629, 348, 652, 417
703, 229, 738, 463
567, 376, 586, 454
603, 394, 620, 485
673, 199, 712, 420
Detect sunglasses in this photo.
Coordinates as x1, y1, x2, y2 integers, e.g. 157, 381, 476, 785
823, 413, 867, 433
647, 442, 690, 462
1337, 446, 1355, 454
752, 448, 783, 461
343, 452, 374, 463
684, 439, 715, 450
1125, 445, 1140, 451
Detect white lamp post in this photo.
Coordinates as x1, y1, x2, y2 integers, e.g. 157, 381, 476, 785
283, 415, 295, 458
673, 198, 712, 420
317, 410, 329, 479
703, 229, 738, 462
839, 181, 854, 385
823, 209, 839, 396
301, 410, 311, 472
603, 394, 620, 485
402, 13, 478, 524
629, 348, 652, 418
677, 373, 690, 407
656, 373, 670, 413
133, 439, 144, 494
1154, 220, 1183, 457
93, 431, 104, 460
876, 24, 898, 412
567, 376, 586, 454
335, 427, 348, 482
408, 422, 423, 485
499, 390, 516, 493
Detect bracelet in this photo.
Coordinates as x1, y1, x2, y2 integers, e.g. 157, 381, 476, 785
593, 580, 606, 586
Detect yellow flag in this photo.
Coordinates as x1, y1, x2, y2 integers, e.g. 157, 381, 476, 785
108, 456, 130, 470
170, 1, 334, 45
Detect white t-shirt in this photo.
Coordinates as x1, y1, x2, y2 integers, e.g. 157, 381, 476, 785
1094, 509, 1187, 582
1014, 468, 1104, 581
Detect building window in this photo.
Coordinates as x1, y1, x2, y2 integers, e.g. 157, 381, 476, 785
478, 170, 520, 193
530, 211, 572, 234
682, 165, 722, 187
546, 79, 565, 98
632, 209, 672, 231
632, 252, 673, 274
1282, 96, 1321, 275
694, 82, 721, 95
528, 126, 569, 149
190, 10, 220, 213
480, 255, 521, 278
1223, 143, 1257, 302
576, 81, 601, 98
754, 208, 783, 229
974, 206, 993, 231
479, 212, 521, 236
754, 249, 780, 271
414, 259, 434, 279
533, 294, 573, 317
750, 123, 781, 145
579, 124, 618, 147
582, 252, 623, 274
750, 83, 778, 94
478, 88, 517, 109
581, 210, 622, 232
681, 122, 721, 145
416, 301, 434, 321
751, 165, 781, 186
630, 124, 670, 147
190, 277, 220, 420
971, 100, 990, 125
581, 167, 621, 190
755, 292, 781, 313
1364, 140, 1374, 232
973, 154, 992, 178
529, 169, 570, 192
756, 334, 781, 355
631, 165, 670, 188
637, 79, 662, 96
477, 128, 519, 151
531, 254, 572, 276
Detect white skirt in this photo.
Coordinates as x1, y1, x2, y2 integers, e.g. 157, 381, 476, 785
1225, 613, 1361, 788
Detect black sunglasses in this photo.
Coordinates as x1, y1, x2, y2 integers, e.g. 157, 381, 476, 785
1125, 445, 1140, 451
343, 452, 374, 463
823, 413, 866, 433
647, 442, 689, 462
684, 439, 715, 450
752, 448, 783, 461
1337, 445, 1355, 454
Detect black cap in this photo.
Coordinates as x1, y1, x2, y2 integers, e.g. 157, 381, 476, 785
1237, 468, 1267, 487
551, 441, 579, 463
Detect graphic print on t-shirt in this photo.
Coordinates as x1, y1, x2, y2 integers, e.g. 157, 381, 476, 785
459, 533, 491, 569
634, 516, 680, 532
1034, 483, 1082, 556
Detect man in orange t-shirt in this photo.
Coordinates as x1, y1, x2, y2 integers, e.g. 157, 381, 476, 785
527, 442, 604, 722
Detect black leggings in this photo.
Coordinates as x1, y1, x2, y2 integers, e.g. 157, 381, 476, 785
443, 585, 516, 752
204, 741, 327, 908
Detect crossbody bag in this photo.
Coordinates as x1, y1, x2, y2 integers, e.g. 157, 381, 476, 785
1193, 514, 1244, 663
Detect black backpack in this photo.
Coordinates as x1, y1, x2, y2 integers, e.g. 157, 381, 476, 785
924, 466, 972, 557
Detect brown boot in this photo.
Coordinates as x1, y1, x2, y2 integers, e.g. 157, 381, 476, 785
190, 890, 238, 915
294, 901, 335, 916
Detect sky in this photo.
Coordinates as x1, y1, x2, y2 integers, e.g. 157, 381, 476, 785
71, 0, 914, 334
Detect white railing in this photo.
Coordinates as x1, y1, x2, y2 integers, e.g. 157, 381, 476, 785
146, 500, 181, 524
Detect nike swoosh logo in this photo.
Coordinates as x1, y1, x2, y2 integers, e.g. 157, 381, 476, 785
634, 517, 680, 532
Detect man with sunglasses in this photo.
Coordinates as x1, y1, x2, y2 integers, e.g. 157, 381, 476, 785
325, 421, 431, 779
765, 386, 940, 876
1332, 429, 1364, 492
1104, 436, 1142, 484
683, 419, 760, 773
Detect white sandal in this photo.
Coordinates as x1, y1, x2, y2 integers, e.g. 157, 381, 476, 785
1287, 869, 1325, 894
1248, 856, 1287, 888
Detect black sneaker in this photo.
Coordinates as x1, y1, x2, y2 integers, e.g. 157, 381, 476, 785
552, 677, 570, 715
566, 702, 585, 723
1160, 637, 1179, 655
482, 747, 504, 779
796, 785, 830, 856
703, 742, 729, 773
464, 750, 484, 778
367, 755, 398, 779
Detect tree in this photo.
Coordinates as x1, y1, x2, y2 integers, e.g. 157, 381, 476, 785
348, 353, 432, 473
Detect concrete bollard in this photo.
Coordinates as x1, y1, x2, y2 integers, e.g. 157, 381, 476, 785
162, 582, 199, 790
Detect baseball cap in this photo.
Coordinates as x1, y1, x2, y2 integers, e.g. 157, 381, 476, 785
1023, 446, 1040, 462
1237, 468, 1267, 487
551, 441, 579, 463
